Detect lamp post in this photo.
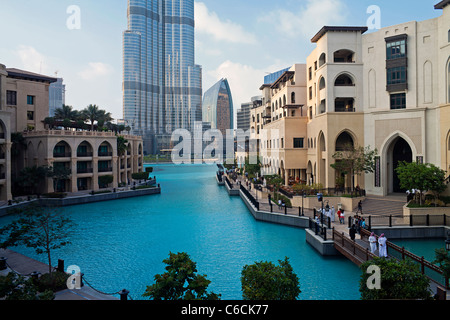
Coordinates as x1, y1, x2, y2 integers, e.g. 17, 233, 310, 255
445, 231, 450, 252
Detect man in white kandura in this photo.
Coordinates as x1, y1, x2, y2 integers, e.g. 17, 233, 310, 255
369, 232, 377, 254
378, 233, 388, 257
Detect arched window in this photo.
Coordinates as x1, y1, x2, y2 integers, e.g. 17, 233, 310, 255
448, 59, 450, 103
291, 92, 296, 104
283, 95, 286, 106
333, 49, 355, 63
334, 74, 354, 86
319, 53, 326, 67
319, 77, 326, 90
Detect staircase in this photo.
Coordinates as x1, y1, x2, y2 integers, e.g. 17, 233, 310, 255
356, 194, 406, 216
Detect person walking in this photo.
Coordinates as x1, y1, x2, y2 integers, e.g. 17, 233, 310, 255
330, 206, 336, 222
340, 209, 345, 224
357, 200, 363, 214
349, 224, 356, 241
369, 232, 377, 254
378, 233, 388, 258
268, 193, 271, 205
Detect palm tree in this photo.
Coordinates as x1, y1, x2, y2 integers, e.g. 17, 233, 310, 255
117, 136, 128, 184
81, 105, 114, 131
54, 105, 79, 121
97, 110, 113, 130
82, 104, 101, 131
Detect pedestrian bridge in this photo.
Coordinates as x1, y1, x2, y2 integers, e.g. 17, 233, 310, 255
332, 227, 449, 297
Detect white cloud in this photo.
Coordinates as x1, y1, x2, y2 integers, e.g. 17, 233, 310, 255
78, 62, 114, 80
16, 45, 50, 74
195, 2, 257, 45
260, 0, 348, 39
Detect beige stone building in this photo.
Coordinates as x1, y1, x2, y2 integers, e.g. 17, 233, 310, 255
256, 64, 308, 185
0, 63, 144, 201
306, 26, 367, 190
22, 130, 144, 193
244, 1, 450, 197
362, 1, 450, 196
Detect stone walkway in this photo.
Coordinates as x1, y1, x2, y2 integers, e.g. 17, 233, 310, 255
0, 248, 118, 300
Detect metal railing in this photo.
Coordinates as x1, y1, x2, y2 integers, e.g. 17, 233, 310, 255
359, 214, 450, 229
359, 228, 449, 289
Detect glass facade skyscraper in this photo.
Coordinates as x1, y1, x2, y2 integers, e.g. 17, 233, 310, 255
202, 78, 233, 136
123, 0, 202, 154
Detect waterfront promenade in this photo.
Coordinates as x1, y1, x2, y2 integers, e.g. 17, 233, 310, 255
221, 172, 450, 299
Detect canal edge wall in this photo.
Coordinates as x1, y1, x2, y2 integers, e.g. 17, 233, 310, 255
217, 176, 339, 256
0, 187, 161, 217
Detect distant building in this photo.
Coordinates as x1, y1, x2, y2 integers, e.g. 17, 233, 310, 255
202, 78, 234, 136
0, 64, 144, 201
237, 102, 252, 131
49, 78, 65, 117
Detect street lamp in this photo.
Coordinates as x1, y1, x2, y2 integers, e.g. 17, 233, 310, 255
445, 231, 450, 252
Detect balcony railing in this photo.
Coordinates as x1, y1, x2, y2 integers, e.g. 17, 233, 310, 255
77, 152, 93, 157
53, 152, 71, 158
98, 167, 112, 173
77, 168, 93, 174
335, 107, 355, 112
98, 152, 113, 157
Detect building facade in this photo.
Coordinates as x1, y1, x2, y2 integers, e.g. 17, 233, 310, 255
237, 101, 252, 132
0, 64, 145, 201
202, 78, 234, 135
362, 0, 450, 196
306, 26, 367, 190
49, 78, 65, 117
244, 1, 450, 197
123, 0, 202, 154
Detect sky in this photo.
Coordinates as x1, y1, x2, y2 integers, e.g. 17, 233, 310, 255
0, 0, 443, 122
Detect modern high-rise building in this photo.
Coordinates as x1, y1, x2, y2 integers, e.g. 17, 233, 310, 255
202, 78, 234, 136
49, 78, 65, 117
123, 0, 202, 154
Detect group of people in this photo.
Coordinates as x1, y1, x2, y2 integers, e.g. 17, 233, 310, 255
368, 232, 388, 257
316, 206, 347, 224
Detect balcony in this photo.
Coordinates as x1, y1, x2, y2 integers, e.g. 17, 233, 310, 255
53, 152, 71, 158
77, 167, 94, 174
98, 167, 113, 173
98, 151, 113, 157
77, 152, 93, 157
335, 98, 355, 113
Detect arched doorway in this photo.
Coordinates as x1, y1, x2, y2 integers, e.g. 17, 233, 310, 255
389, 137, 413, 193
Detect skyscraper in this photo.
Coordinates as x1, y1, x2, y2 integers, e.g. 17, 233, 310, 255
123, 0, 202, 154
202, 78, 234, 136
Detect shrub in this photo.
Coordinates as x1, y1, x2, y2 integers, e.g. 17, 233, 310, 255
42, 192, 67, 198
132, 172, 149, 180
37, 271, 70, 292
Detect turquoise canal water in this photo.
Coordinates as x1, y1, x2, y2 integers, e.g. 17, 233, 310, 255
0, 164, 364, 300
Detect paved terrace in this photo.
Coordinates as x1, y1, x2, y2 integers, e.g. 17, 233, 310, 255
0, 248, 120, 300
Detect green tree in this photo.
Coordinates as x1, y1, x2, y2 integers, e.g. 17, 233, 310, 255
54, 105, 79, 122
359, 257, 432, 300
82, 104, 101, 131
331, 145, 378, 189
142, 252, 221, 300
0, 205, 75, 275
265, 174, 284, 201
46, 165, 71, 193
0, 272, 54, 300
241, 257, 301, 300
433, 248, 450, 282
14, 165, 51, 196
395, 161, 447, 206
98, 175, 114, 188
